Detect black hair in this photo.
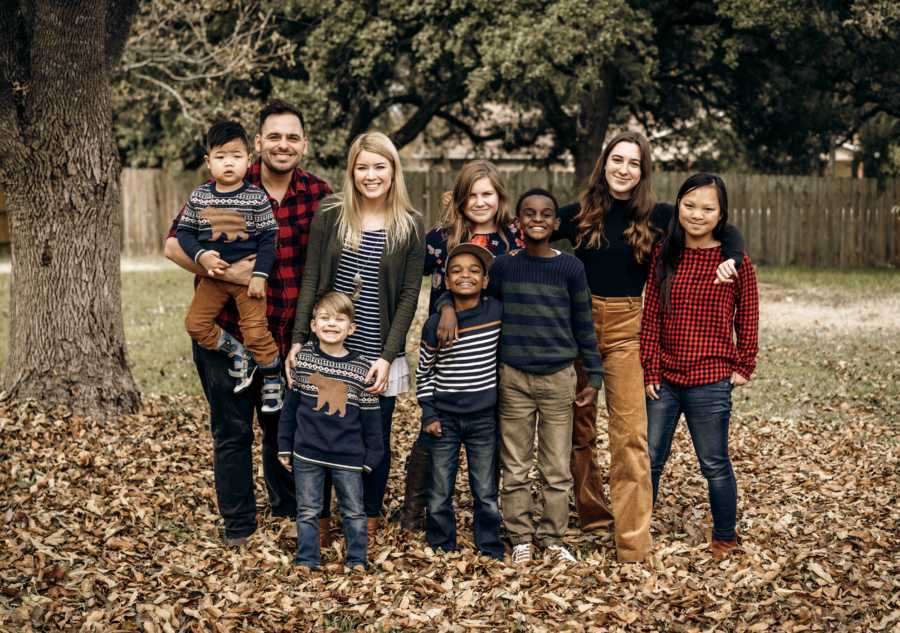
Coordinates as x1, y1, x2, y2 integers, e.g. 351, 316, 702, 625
258, 99, 306, 132
206, 120, 250, 153
515, 187, 559, 217
658, 173, 730, 309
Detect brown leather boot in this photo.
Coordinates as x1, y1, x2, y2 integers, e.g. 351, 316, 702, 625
367, 517, 380, 539
399, 440, 431, 531
710, 538, 739, 560
319, 518, 332, 549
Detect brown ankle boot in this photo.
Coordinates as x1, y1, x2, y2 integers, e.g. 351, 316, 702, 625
400, 440, 430, 531
367, 517, 380, 538
710, 538, 739, 560
319, 518, 332, 549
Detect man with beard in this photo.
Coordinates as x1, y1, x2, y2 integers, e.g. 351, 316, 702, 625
165, 100, 332, 546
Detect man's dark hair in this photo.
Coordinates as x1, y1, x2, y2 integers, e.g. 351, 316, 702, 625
515, 187, 559, 216
206, 120, 250, 153
258, 100, 306, 132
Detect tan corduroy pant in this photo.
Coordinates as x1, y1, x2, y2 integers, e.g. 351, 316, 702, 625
499, 363, 577, 547
185, 278, 278, 366
572, 296, 653, 562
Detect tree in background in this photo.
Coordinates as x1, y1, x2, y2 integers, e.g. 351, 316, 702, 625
114, 0, 293, 168
117, 0, 900, 183
0, 1, 141, 415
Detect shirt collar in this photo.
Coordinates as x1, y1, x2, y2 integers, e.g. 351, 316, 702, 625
248, 160, 310, 199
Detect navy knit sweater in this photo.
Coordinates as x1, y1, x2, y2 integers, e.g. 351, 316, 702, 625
277, 342, 383, 472
416, 296, 502, 425
176, 181, 277, 278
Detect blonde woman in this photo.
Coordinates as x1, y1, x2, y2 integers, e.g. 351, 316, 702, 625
289, 132, 424, 538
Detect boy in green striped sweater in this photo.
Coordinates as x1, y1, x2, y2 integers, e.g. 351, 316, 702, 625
437, 188, 603, 564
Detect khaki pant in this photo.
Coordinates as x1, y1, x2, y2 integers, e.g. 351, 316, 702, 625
185, 278, 278, 366
499, 363, 576, 547
572, 296, 652, 562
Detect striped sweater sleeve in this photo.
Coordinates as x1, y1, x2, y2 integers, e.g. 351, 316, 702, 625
568, 259, 604, 389
415, 315, 441, 425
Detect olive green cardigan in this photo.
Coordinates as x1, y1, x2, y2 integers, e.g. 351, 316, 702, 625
292, 200, 425, 363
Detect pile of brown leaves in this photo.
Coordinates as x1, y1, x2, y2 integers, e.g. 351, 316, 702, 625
1, 391, 897, 632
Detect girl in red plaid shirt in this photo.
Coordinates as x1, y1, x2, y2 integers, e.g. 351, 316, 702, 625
640, 173, 759, 560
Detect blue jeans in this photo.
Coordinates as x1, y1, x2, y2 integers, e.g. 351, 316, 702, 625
646, 379, 737, 541
294, 459, 367, 569
320, 395, 395, 518
192, 342, 295, 539
426, 410, 504, 559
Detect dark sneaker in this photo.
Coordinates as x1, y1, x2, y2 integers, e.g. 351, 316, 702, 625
260, 374, 284, 413
233, 356, 257, 394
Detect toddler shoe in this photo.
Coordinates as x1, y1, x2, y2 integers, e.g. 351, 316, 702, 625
260, 374, 284, 413
233, 355, 257, 394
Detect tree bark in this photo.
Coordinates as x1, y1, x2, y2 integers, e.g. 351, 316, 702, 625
573, 66, 617, 191
1, 0, 140, 416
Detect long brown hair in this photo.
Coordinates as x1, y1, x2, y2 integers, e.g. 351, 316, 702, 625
574, 131, 658, 263
439, 160, 512, 252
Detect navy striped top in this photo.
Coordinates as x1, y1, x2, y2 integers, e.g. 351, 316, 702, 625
334, 230, 387, 360
416, 297, 502, 424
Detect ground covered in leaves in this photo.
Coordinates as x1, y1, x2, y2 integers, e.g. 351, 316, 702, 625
1, 268, 898, 631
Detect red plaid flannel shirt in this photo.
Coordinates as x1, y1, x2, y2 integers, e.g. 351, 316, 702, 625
167, 161, 332, 357
640, 244, 759, 387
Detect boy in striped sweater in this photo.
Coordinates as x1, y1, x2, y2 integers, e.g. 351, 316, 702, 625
437, 188, 604, 564
417, 243, 504, 559
278, 291, 383, 571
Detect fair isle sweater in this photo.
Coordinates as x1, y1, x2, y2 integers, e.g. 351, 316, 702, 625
416, 297, 502, 425
438, 250, 604, 388
277, 342, 383, 472
176, 181, 277, 278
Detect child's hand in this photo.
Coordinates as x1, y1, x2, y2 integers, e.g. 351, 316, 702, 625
424, 421, 442, 437
247, 276, 266, 298
436, 304, 459, 348
198, 250, 228, 277
713, 258, 737, 285
730, 372, 749, 387
645, 384, 661, 400
278, 455, 292, 471
574, 385, 598, 407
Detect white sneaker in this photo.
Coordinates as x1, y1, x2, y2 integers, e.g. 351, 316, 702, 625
547, 545, 577, 563
511, 543, 532, 565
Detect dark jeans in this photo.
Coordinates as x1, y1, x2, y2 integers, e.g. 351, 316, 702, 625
426, 410, 504, 559
646, 379, 737, 541
192, 342, 296, 539
321, 395, 395, 518
294, 459, 367, 569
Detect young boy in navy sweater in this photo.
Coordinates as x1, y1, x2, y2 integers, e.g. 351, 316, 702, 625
417, 243, 504, 560
176, 120, 283, 411
278, 291, 383, 570
437, 188, 604, 565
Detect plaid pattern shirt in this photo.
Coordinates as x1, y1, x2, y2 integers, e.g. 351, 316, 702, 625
640, 244, 759, 387
167, 161, 332, 357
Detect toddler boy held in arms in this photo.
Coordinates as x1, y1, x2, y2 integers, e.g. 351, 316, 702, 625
278, 291, 383, 571
417, 243, 504, 560
176, 120, 283, 411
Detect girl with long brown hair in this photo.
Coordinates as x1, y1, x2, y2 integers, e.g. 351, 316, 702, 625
554, 131, 745, 562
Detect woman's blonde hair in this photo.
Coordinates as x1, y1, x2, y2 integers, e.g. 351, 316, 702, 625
329, 131, 420, 252
439, 160, 512, 252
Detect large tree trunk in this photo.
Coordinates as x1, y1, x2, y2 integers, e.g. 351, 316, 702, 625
573, 66, 617, 191
1, 1, 140, 415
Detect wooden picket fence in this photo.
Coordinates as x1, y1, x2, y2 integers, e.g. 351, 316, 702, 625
6, 169, 897, 267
